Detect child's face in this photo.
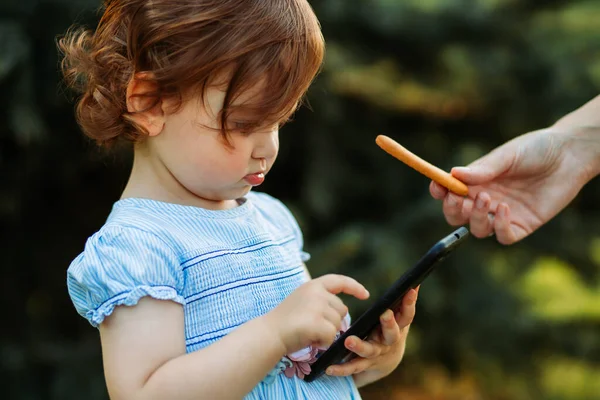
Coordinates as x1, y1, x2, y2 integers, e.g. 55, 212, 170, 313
149, 84, 279, 208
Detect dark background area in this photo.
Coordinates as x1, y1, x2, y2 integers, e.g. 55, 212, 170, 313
1, 0, 599, 399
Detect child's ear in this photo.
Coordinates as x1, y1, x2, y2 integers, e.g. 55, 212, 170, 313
125, 72, 165, 137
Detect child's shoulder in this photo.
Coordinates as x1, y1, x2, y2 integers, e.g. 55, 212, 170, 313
247, 190, 301, 226
66, 199, 195, 327
72, 199, 180, 260
247, 191, 309, 260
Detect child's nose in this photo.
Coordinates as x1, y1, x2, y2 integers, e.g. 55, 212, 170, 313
252, 131, 279, 161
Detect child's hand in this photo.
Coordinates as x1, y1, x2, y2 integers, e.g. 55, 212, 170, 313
263, 274, 370, 356
324, 286, 419, 387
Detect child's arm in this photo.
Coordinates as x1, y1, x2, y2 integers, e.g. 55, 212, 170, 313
99, 274, 370, 400
100, 297, 284, 400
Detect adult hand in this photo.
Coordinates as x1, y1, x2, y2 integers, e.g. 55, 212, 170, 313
430, 127, 598, 244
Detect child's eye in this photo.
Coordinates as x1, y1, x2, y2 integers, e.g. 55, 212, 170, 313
233, 121, 254, 134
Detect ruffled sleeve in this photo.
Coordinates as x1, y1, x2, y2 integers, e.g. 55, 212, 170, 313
66, 226, 184, 328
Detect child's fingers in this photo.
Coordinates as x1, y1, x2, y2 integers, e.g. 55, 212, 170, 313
326, 357, 372, 377
344, 335, 382, 359
395, 289, 418, 329
379, 309, 401, 346
318, 274, 370, 300
314, 321, 344, 349
327, 295, 349, 319
322, 308, 344, 331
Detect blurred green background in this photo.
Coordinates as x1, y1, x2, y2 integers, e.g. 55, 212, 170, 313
1, 0, 599, 399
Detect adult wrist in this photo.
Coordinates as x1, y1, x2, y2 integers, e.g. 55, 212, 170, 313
551, 95, 600, 180
555, 124, 600, 183
578, 126, 600, 179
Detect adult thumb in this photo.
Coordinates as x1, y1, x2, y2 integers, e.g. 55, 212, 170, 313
450, 148, 511, 186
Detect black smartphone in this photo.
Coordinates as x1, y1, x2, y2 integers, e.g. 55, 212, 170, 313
304, 226, 469, 383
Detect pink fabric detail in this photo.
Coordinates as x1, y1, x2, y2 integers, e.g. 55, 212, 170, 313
282, 313, 351, 379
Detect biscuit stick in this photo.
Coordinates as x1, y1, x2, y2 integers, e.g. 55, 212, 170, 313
375, 135, 469, 196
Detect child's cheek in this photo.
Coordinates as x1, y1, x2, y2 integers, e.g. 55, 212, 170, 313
201, 152, 248, 180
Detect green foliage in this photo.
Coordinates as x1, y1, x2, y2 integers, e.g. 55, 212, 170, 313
1, 0, 598, 398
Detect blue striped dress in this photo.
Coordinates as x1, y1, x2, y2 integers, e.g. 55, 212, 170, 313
67, 191, 363, 399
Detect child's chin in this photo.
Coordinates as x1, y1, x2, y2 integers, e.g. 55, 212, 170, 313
234, 185, 254, 197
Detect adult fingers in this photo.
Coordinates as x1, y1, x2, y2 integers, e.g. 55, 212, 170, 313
469, 192, 494, 238
429, 181, 448, 199
443, 193, 468, 226
493, 203, 521, 245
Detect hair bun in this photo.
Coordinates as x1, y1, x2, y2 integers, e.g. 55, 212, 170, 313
58, 25, 135, 147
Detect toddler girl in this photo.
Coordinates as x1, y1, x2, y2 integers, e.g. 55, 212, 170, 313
60, 0, 419, 398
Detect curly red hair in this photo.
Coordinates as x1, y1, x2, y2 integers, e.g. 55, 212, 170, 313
58, 0, 324, 148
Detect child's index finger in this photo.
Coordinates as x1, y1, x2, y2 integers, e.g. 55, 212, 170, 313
319, 274, 370, 300
375, 135, 469, 197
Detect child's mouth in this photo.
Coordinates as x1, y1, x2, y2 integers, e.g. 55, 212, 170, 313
244, 172, 265, 186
